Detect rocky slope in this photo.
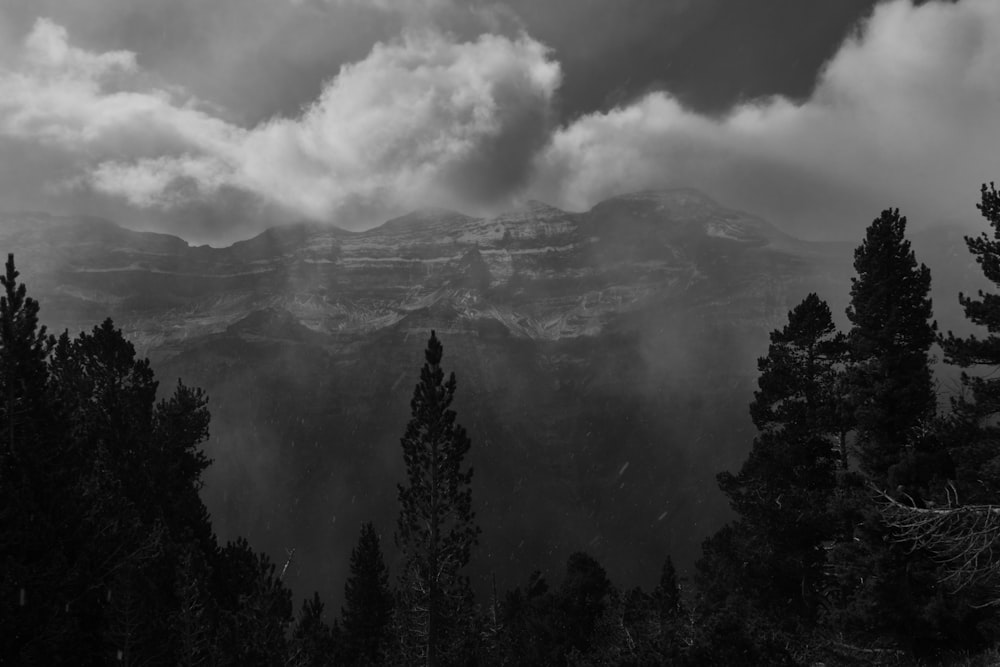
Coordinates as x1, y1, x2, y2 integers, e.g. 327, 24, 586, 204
3, 188, 841, 351
0, 189, 916, 607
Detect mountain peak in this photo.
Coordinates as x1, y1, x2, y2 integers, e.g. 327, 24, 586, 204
226, 307, 320, 343
587, 188, 796, 247
374, 207, 473, 234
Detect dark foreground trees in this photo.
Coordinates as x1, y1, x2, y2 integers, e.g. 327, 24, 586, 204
0, 254, 292, 665
694, 193, 1000, 662
942, 182, 1000, 503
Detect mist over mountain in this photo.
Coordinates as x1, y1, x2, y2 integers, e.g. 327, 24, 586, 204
0, 188, 979, 610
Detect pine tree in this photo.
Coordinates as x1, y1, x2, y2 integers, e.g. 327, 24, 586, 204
0, 254, 68, 662
0, 262, 294, 662
941, 183, 1000, 501
341, 522, 392, 665
716, 293, 845, 614
289, 593, 333, 667
825, 210, 977, 652
151, 380, 213, 549
846, 209, 936, 481
395, 331, 480, 665
0, 253, 54, 472
653, 557, 681, 620
554, 552, 613, 659
215, 537, 293, 664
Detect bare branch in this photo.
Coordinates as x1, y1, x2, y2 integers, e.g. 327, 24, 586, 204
877, 487, 1000, 600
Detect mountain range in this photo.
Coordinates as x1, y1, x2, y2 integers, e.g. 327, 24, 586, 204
0, 188, 982, 608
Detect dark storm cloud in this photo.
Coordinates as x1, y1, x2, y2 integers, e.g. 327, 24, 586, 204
530, 0, 1000, 238
467, 0, 886, 118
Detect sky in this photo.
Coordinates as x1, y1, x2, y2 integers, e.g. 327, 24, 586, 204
0, 0, 997, 245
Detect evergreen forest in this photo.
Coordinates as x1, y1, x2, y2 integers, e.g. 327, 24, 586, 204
8, 184, 1000, 665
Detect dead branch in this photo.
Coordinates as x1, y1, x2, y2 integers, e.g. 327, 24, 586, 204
877, 487, 1000, 599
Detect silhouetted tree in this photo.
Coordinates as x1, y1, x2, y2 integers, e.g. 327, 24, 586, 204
846, 209, 936, 481
0, 256, 300, 663
826, 210, 979, 654
553, 552, 613, 659
716, 293, 845, 615
395, 331, 480, 665
495, 570, 551, 664
341, 522, 392, 665
0, 254, 71, 662
215, 537, 293, 665
290, 592, 333, 667
0, 253, 54, 471
653, 556, 681, 621
942, 182, 1000, 502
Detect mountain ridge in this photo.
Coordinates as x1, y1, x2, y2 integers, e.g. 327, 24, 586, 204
1, 187, 834, 351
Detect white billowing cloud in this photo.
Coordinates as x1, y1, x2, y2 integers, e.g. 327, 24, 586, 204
22, 17, 136, 75
533, 0, 1000, 236
0, 19, 242, 163
233, 30, 560, 216
0, 18, 561, 224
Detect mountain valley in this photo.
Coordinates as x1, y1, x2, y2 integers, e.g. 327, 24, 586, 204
1, 188, 976, 608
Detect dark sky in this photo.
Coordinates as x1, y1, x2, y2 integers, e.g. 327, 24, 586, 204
505, 0, 883, 116
0, 0, 995, 244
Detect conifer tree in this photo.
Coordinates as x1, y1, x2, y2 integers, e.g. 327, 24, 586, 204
846, 209, 936, 481
653, 556, 681, 620
290, 592, 333, 667
341, 522, 392, 665
395, 331, 480, 665
0, 254, 66, 662
716, 293, 845, 613
0, 259, 295, 662
941, 183, 1000, 501
551, 552, 613, 661
0, 254, 54, 463
826, 210, 974, 651
216, 537, 293, 664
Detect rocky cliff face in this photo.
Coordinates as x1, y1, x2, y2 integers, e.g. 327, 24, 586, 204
0, 189, 861, 606
4, 188, 840, 350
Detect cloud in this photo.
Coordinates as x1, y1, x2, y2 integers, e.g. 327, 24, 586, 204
532, 0, 1000, 237
300, 0, 449, 11
0, 18, 560, 233
2, 1, 998, 244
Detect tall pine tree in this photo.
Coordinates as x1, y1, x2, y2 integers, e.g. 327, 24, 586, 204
941, 183, 1000, 501
0, 254, 65, 662
825, 210, 976, 653
341, 522, 392, 665
395, 331, 480, 666
289, 592, 333, 667
716, 293, 846, 615
0, 254, 54, 471
846, 208, 936, 482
